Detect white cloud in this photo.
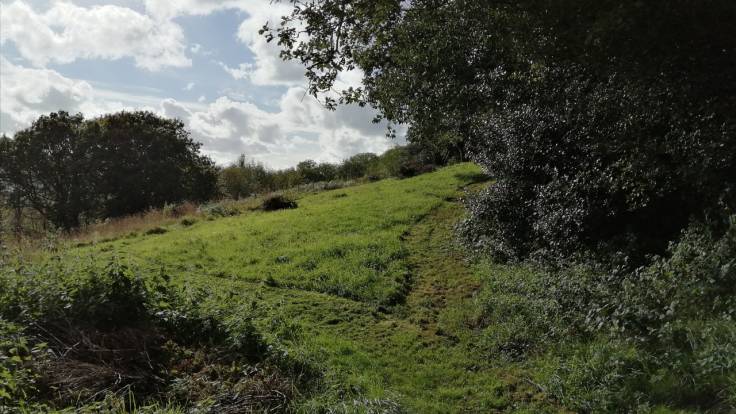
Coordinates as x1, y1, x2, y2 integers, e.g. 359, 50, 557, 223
0, 56, 394, 168
0, 1, 191, 70
218, 61, 251, 80
143, 0, 247, 19
0, 57, 202, 134
173, 88, 394, 167
235, 16, 306, 86
0, 1, 396, 167
234, 2, 308, 86
0, 56, 119, 132
141, 0, 307, 86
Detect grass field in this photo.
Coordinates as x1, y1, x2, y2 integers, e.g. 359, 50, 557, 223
3, 163, 566, 412
83, 163, 531, 410
7, 163, 722, 412
76, 164, 486, 305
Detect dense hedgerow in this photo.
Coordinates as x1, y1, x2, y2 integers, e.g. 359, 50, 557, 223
461, 70, 736, 263
473, 215, 736, 411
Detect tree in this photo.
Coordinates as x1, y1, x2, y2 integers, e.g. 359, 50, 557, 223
0, 135, 12, 237
338, 153, 378, 179
0, 112, 98, 230
0, 111, 219, 230
296, 160, 337, 183
91, 111, 218, 218
219, 155, 271, 199
271, 167, 301, 190
267, 0, 736, 262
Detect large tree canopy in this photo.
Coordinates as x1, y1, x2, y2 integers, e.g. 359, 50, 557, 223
267, 0, 736, 261
91, 111, 218, 218
0, 111, 218, 230
0, 112, 98, 230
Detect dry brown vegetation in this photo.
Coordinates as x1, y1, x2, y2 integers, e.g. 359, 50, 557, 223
2, 187, 315, 254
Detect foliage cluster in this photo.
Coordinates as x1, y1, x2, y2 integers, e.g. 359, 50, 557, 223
217, 143, 444, 200
460, 69, 736, 263
0, 257, 310, 412
0, 111, 218, 231
472, 215, 736, 411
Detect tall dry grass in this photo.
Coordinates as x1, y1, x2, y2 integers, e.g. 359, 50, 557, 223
69, 202, 201, 245
1, 177, 360, 254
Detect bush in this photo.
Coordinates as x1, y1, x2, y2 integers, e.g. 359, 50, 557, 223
199, 200, 241, 218
0, 319, 45, 407
472, 215, 736, 410
144, 226, 168, 235
463, 71, 736, 264
546, 324, 736, 412
180, 217, 197, 226
261, 193, 298, 211
0, 259, 281, 410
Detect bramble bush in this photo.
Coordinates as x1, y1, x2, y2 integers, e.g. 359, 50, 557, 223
461, 70, 736, 263
261, 193, 298, 211
473, 215, 736, 410
0, 258, 303, 412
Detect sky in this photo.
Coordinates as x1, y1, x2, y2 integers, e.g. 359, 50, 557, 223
0, 0, 402, 168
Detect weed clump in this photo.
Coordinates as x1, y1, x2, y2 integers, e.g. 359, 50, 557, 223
144, 226, 167, 235
180, 217, 197, 226
261, 193, 298, 211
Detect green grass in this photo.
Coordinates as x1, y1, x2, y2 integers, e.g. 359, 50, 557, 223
74, 163, 538, 411
7, 163, 564, 412
77, 164, 485, 305
6, 162, 730, 412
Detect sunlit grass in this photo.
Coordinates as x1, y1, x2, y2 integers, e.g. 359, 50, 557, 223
79, 163, 483, 305
9, 163, 560, 413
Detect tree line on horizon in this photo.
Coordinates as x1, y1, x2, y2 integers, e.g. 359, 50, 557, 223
218, 144, 443, 200
0, 110, 449, 234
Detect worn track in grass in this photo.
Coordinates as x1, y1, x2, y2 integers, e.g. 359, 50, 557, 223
58, 164, 555, 412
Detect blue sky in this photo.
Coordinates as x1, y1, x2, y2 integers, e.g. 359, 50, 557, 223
0, 0, 400, 167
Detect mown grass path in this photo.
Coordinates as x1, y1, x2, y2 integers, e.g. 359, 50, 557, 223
68, 164, 553, 412
274, 184, 548, 413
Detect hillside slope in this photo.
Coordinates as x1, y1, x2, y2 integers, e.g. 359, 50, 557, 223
83, 164, 485, 305
3, 164, 559, 413
85, 163, 531, 411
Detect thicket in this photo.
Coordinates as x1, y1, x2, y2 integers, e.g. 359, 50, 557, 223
471, 216, 736, 411
0, 257, 315, 412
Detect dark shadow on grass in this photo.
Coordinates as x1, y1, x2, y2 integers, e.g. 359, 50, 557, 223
454, 171, 491, 185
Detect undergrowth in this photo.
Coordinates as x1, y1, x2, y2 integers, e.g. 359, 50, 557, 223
470, 215, 736, 412
0, 258, 317, 412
